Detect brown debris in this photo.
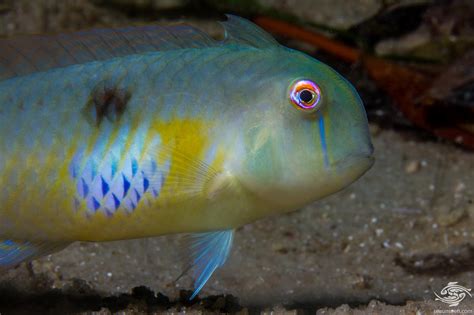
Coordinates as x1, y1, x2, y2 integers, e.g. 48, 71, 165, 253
394, 243, 474, 275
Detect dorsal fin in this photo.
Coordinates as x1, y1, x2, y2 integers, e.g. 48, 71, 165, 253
0, 24, 215, 81
220, 14, 279, 47
0, 15, 279, 81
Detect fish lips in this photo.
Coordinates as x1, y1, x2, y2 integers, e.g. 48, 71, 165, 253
332, 148, 375, 174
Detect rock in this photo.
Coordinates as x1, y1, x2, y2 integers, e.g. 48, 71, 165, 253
405, 160, 421, 174
437, 206, 467, 227
351, 274, 372, 290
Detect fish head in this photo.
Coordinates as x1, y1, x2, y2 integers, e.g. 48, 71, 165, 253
236, 49, 374, 210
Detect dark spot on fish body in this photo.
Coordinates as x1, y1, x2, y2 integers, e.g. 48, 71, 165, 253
34, 99, 44, 107
83, 81, 131, 126
95, 86, 130, 125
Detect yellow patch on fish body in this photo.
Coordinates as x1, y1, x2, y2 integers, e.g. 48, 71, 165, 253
1, 114, 237, 242
76, 117, 229, 241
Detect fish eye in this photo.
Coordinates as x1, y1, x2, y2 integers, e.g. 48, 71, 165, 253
299, 89, 314, 103
289, 79, 322, 112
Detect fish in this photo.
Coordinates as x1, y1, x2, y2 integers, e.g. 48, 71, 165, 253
0, 15, 374, 298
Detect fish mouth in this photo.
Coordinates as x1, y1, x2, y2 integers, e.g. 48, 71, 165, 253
332, 150, 375, 172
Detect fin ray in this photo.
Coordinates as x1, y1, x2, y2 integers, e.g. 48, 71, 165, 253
0, 240, 70, 269
180, 230, 234, 299
0, 24, 213, 81
220, 14, 279, 48
149, 139, 221, 200
0, 15, 279, 81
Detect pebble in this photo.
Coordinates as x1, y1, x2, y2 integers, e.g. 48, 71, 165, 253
271, 243, 289, 254
351, 274, 372, 290
454, 182, 466, 194
405, 160, 420, 174
394, 242, 404, 249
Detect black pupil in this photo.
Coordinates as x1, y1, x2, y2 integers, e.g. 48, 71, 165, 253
299, 90, 314, 103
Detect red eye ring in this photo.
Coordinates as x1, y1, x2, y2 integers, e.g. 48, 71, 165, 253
289, 79, 322, 112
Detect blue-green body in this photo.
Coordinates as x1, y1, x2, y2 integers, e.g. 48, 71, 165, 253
0, 16, 373, 298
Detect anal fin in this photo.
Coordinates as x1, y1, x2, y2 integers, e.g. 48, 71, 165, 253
181, 230, 234, 299
0, 240, 70, 270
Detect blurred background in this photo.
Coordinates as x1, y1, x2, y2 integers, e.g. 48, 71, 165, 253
0, 0, 473, 313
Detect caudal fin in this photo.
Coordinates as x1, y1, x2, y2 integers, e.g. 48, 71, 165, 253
0, 239, 70, 269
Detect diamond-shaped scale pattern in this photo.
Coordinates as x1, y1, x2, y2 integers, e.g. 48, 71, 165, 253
71, 155, 165, 215
70, 129, 165, 215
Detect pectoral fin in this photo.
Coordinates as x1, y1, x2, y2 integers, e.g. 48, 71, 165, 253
0, 239, 70, 270
203, 171, 237, 200
181, 230, 234, 299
